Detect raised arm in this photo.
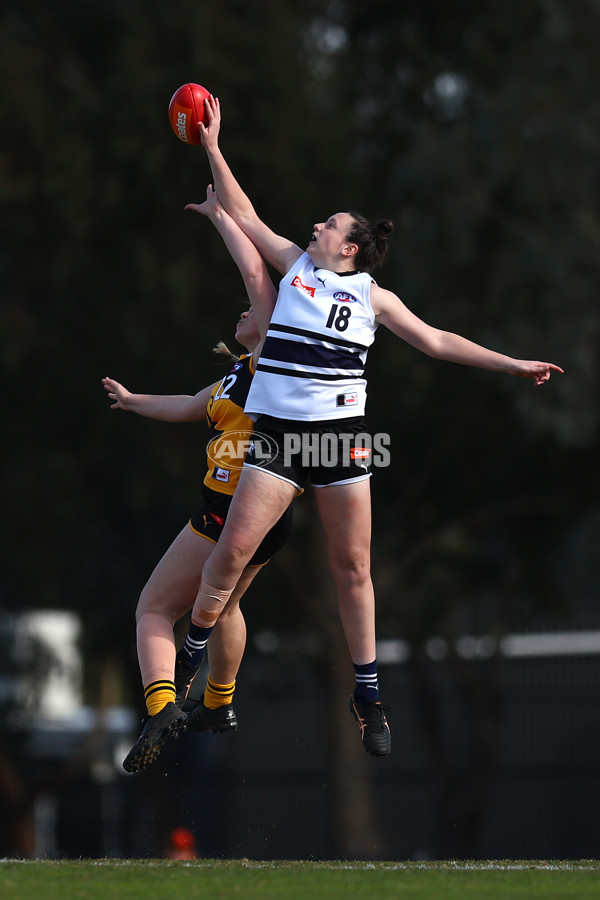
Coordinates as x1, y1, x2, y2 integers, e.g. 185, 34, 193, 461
194, 95, 302, 275
102, 377, 217, 421
185, 184, 276, 347
371, 284, 564, 385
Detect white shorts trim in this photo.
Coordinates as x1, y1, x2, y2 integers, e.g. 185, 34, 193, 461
242, 461, 303, 492
312, 471, 372, 489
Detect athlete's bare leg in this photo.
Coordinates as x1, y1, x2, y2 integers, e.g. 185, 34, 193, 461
135, 526, 214, 687
207, 566, 260, 684
192, 466, 296, 626
313, 479, 376, 664
136, 525, 261, 688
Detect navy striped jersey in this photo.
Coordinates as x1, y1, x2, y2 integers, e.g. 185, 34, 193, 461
245, 253, 377, 421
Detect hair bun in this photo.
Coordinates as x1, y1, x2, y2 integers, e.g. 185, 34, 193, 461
376, 219, 394, 237
347, 211, 393, 270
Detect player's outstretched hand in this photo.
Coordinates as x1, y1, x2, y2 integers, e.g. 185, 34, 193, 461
102, 376, 131, 410
197, 94, 220, 151
513, 361, 564, 386
184, 184, 222, 219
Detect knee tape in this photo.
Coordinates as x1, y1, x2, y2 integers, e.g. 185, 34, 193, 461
193, 580, 234, 628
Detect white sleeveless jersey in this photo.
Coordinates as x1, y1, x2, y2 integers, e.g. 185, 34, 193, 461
245, 253, 377, 422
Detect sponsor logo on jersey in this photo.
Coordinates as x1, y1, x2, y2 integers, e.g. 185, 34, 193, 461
350, 447, 371, 460
291, 275, 316, 297
336, 392, 358, 407
333, 291, 357, 303
210, 512, 225, 526
212, 467, 230, 483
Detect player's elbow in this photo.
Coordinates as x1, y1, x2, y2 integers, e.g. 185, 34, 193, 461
244, 260, 268, 284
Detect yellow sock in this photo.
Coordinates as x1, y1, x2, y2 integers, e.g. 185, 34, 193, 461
144, 680, 176, 717
204, 676, 235, 709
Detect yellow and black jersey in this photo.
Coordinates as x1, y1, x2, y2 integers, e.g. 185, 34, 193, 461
203, 354, 255, 496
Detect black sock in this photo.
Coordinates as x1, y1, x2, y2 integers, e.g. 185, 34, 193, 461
353, 659, 379, 703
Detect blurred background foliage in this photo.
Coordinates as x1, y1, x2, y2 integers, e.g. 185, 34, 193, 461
1, 0, 599, 856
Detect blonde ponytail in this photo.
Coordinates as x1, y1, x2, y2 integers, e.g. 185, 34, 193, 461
212, 340, 240, 362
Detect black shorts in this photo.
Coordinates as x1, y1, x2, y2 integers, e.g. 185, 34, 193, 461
189, 485, 293, 566
244, 415, 373, 490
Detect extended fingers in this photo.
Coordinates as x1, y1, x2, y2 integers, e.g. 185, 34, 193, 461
534, 362, 563, 385
202, 95, 219, 125
199, 96, 220, 132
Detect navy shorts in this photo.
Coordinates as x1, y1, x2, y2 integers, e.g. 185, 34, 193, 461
244, 415, 373, 490
189, 486, 293, 566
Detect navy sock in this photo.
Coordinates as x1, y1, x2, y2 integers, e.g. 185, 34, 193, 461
353, 659, 380, 703
178, 621, 214, 668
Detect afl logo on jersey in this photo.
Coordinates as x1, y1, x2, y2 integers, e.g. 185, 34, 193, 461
231, 362, 243, 372
333, 291, 357, 304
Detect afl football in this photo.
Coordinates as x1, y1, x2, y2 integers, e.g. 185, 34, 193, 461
168, 83, 211, 145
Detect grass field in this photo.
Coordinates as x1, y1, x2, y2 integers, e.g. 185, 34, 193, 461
2, 859, 600, 899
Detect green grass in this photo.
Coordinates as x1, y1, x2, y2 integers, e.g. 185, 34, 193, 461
2, 859, 600, 899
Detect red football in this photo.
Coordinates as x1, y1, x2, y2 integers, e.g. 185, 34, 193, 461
168, 83, 211, 145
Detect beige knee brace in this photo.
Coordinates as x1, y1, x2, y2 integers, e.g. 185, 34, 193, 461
192, 580, 234, 628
